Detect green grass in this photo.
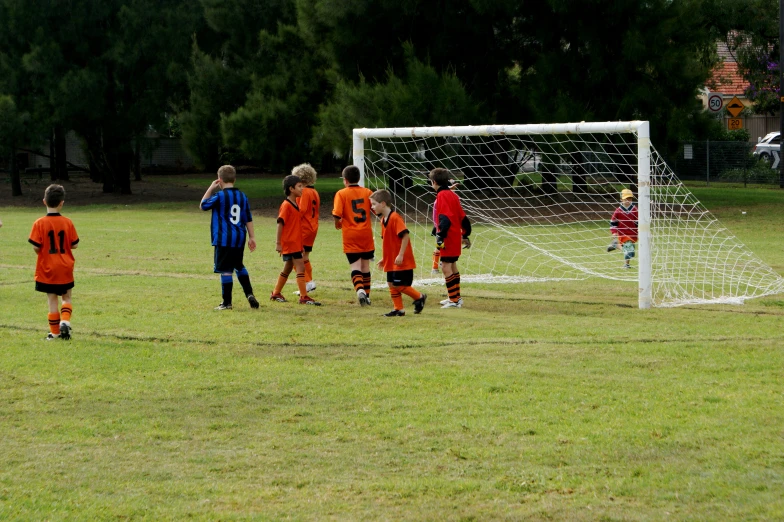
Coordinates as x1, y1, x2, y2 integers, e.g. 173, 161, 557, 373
1, 183, 783, 520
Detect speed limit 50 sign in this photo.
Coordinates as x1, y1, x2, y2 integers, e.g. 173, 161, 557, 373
707, 92, 723, 113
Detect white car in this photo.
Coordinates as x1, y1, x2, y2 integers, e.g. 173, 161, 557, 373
752, 132, 780, 162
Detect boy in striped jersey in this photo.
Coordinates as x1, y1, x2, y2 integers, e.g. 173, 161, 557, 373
200, 165, 259, 310
370, 190, 427, 317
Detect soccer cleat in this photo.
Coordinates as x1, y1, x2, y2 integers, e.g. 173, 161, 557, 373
441, 298, 463, 309
59, 322, 71, 340
306, 281, 317, 293
439, 298, 451, 305
45, 333, 60, 341
299, 296, 321, 306
357, 289, 370, 307
270, 292, 287, 303
413, 293, 427, 314
607, 243, 618, 252
384, 309, 405, 317
247, 295, 260, 309
214, 303, 233, 310
622, 264, 632, 269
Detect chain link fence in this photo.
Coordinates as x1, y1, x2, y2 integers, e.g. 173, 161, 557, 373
671, 141, 781, 185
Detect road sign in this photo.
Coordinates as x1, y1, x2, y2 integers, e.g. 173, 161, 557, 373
772, 151, 780, 169
707, 93, 723, 112
726, 96, 744, 117
728, 118, 743, 130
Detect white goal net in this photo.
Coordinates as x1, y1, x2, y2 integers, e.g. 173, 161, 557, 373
353, 122, 784, 308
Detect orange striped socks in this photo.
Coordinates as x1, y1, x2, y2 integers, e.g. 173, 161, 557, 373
60, 303, 72, 322
304, 260, 313, 282
48, 313, 60, 335
399, 287, 422, 301
296, 273, 308, 297
274, 272, 289, 294
389, 288, 404, 311
445, 273, 461, 302
362, 272, 371, 297
351, 270, 363, 293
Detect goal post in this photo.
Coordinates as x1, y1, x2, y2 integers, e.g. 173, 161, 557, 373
352, 122, 784, 308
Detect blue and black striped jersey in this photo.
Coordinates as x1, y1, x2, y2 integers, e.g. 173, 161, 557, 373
200, 188, 253, 248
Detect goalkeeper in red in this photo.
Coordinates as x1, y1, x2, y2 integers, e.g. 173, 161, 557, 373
429, 168, 471, 308
607, 188, 638, 269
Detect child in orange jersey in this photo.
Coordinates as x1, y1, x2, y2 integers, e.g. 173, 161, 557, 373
271, 175, 321, 305
28, 184, 79, 340
292, 163, 320, 293
369, 189, 427, 317
332, 165, 375, 306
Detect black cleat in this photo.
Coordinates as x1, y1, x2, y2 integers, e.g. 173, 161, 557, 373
59, 323, 71, 340
248, 295, 260, 309
384, 309, 405, 317
413, 293, 427, 314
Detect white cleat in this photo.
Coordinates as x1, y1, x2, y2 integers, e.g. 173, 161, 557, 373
441, 298, 463, 309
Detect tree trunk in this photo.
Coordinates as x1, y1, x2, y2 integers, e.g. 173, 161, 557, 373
10, 148, 23, 196
134, 137, 142, 181
49, 131, 56, 181
54, 125, 69, 181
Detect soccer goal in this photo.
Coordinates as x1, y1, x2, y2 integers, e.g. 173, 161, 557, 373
352, 121, 784, 308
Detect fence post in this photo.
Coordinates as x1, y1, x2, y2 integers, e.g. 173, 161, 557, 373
706, 140, 710, 186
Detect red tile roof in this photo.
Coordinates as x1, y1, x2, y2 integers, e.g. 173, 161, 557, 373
707, 61, 748, 96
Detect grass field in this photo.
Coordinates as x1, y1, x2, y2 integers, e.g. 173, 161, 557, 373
1, 179, 783, 520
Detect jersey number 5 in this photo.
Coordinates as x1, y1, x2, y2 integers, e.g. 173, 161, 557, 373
350, 199, 367, 223
48, 230, 66, 254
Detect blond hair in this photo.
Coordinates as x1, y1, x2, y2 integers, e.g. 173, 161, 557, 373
291, 163, 317, 186
217, 165, 237, 183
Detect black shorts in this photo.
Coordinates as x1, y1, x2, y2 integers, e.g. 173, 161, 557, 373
282, 251, 303, 261
214, 246, 245, 273
386, 269, 414, 287
35, 281, 74, 295
441, 255, 460, 263
303, 245, 313, 253
345, 250, 375, 264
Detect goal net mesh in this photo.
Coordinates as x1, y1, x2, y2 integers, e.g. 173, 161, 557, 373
357, 125, 784, 307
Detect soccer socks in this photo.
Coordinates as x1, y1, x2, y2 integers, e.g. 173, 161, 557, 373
48, 312, 60, 335
351, 270, 363, 293
362, 272, 371, 297
273, 272, 289, 295
60, 303, 72, 323
235, 268, 254, 298
445, 273, 461, 302
399, 286, 422, 302
304, 260, 313, 283
389, 288, 404, 311
220, 274, 233, 305
296, 273, 308, 297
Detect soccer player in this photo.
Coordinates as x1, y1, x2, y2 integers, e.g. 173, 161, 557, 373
607, 188, 638, 269
200, 165, 259, 310
28, 184, 79, 340
370, 189, 427, 317
293, 163, 320, 293
271, 175, 321, 305
430, 167, 472, 308
332, 165, 375, 306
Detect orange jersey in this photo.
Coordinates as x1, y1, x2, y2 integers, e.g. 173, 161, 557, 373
297, 186, 320, 246
28, 213, 79, 285
332, 185, 375, 253
277, 199, 303, 255
380, 210, 416, 272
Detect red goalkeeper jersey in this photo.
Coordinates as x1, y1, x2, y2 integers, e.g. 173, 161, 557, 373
610, 203, 638, 242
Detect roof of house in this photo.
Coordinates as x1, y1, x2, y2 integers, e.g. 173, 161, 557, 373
707, 40, 747, 96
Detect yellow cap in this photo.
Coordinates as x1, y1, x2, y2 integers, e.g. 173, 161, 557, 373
621, 189, 634, 200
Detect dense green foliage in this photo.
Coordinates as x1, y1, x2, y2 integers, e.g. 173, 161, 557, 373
0, 0, 774, 188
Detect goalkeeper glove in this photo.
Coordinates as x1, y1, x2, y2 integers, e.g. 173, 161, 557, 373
435, 235, 445, 250
462, 236, 471, 249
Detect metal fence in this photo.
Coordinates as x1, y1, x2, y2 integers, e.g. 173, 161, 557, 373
671, 141, 781, 185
